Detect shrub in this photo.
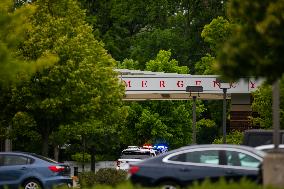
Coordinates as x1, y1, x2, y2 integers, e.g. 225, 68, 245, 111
94, 168, 128, 186
78, 171, 96, 187
78, 168, 128, 187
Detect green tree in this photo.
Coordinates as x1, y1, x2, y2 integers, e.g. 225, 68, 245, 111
213, 130, 244, 144
212, 0, 284, 136
197, 16, 234, 75
145, 50, 189, 74
117, 59, 140, 70
251, 76, 284, 129
216, 0, 284, 83
201, 16, 234, 53
79, 0, 227, 70
0, 0, 55, 85
10, 0, 127, 157
0, 0, 56, 148
194, 54, 215, 75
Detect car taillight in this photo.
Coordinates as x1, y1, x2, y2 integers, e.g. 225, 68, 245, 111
129, 166, 140, 174
49, 165, 65, 172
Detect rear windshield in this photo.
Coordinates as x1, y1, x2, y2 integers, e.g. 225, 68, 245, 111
31, 154, 58, 163
121, 150, 154, 159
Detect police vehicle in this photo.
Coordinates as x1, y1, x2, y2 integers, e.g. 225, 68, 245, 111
116, 146, 156, 170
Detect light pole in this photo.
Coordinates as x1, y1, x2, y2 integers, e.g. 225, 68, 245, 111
222, 88, 228, 144
216, 79, 231, 144
186, 86, 203, 144
272, 79, 280, 149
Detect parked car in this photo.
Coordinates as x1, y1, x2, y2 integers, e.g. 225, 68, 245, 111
129, 144, 265, 189
255, 144, 284, 152
116, 148, 156, 170
242, 129, 284, 147
0, 152, 72, 189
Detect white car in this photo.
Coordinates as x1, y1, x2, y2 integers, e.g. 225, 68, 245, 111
116, 148, 156, 170
126, 146, 141, 150
255, 144, 284, 152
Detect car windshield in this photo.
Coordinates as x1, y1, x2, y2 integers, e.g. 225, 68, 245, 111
120, 150, 153, 159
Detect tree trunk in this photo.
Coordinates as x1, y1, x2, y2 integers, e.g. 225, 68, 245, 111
91, 146, 96, 172
54, 145, 59, 161
42, 132, 49, 157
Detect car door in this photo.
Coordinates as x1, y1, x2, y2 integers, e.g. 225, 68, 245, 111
0, 154, 33, 186
164, 149, 230, 185
221, 149, 262, 182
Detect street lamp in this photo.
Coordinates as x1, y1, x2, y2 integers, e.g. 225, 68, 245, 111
186, 86, 203, 144
216, 79, 231, 144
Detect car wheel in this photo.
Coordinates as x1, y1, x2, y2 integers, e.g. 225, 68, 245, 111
23, 179, 41, 189
159, 181, 179, 189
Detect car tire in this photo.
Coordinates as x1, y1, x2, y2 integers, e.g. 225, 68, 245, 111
23, 179, 42, 189
159, 181, 179, 189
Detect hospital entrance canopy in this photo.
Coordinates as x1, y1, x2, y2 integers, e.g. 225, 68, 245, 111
115, 69, 262, 100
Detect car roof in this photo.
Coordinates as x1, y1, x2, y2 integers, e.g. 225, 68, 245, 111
166, 144, 266, 157
177, 144, 256, 150
0, 151, 33, 155
244, 129, 284, 133
0, 151, 59, 163
122, 148, 154, 152
127, 146, 140, 149
255, 144, 284, 150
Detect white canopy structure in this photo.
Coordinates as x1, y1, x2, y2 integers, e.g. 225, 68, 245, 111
115, 69, 263, 100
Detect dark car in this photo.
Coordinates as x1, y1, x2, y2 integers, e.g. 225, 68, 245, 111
242, 129, 284, 147
0, 152, 72, 189
129, 144, 266, 189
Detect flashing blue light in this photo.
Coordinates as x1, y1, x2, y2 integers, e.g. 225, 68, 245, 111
153, 143, 169, 151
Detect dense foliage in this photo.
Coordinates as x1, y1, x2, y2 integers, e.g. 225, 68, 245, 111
213, 130, 244, 145
216, 0, 284, 83
2, 0, 281, 163
0, 0, 229, 159
79, 0, 227, 70
251, 76, 284, 129
0, 0, 55, 85
0, 0, 127, 159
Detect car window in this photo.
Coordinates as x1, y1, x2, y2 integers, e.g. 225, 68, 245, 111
226, 151, 260, 168
30, 153, 58, 163
120, 150, 153, 159
0, 155, 32, 166
169, 150, 219, 165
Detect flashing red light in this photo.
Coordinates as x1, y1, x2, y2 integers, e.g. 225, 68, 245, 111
143, 144, 153, 149
129, 166, 140, 174
48, 165, 65, 172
